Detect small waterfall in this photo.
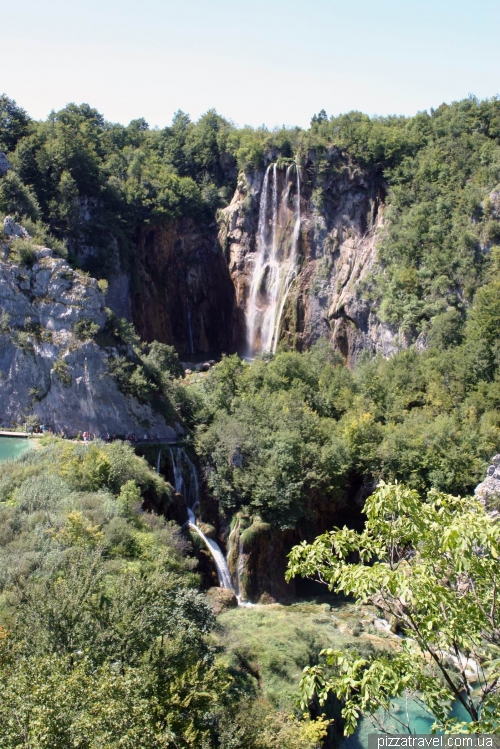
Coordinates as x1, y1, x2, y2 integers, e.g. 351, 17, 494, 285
171, 447, 235, 593
169, 447, 184, 497
225, 517, 255, 605
156, 448, 162, 474
237, 537, 249, 604
189, 522, 235, 590
184, 451, 200, 509
245, 162, 301, 356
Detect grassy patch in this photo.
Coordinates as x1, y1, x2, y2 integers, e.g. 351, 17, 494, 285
214, 598, 389, 711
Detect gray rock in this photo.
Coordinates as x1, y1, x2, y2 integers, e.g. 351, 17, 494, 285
474, 455, 500, 520
488, 190, 500, 220
0, 152, 11, 176
3, 216, 31, 239
35, 247, 53, 259
0, 250, 180, 439
230, 446, 243, 468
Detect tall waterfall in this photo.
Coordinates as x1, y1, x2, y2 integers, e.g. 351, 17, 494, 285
169, 447, 235, 593
246, 162, 301, 356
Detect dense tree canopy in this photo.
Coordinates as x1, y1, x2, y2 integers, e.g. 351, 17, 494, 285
191, 329, 499, 529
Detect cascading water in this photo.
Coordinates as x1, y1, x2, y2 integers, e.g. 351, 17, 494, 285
237, 537, 247, 603
188, 523, 235, 590
169, 447, 184, 498
169, 447, 235, 593
246, 162, 301, 356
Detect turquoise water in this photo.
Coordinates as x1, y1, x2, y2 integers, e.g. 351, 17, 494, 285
0, 436, 34, 462
342, 698, 470, 748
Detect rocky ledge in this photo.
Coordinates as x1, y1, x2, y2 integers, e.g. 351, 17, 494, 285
475, 454, 500, 521
0, 218, 179, 439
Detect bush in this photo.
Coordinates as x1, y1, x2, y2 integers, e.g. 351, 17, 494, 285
74, 318, 100, 341
10, 237, 37, 267
21, 217, 68, 258
142, 341, 184, 379
106, 356, 156, 402
0, 171, 39, 220
52, 358, 72, 386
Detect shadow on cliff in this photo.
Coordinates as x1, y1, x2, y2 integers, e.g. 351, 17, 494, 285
131, 218, 238, 356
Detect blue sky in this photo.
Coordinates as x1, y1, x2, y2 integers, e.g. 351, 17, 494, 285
3, 0, 499, 128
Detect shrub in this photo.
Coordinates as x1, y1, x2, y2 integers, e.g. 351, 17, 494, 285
0, 172, 39, 220
14, 473, 71, 513
10, 237, 37, 267
52, 358, 72, 387
97, 278, 108, 295
20, 217, 68, 258
74, 318, 100, 341
0, 310, 10, 334
116, 479, 142, 520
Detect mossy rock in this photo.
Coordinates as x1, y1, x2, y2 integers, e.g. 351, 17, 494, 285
258, 591, 276, 605
188, 529, 205, 550
197, 521, 216, 539
206, 587, 238, 615
240, 518, 271, 551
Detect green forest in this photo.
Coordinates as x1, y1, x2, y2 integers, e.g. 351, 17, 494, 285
1, 92, 500, 744
1, 93, 500, 335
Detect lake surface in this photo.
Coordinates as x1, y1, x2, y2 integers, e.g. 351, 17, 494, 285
0, 436, 34, 462
342, 697, 470, 748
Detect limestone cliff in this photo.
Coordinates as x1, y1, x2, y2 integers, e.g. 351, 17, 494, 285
219, 149, 401, 363
69, 150, 401, 363
130, 218, 237, 355
0, 219, 179, 438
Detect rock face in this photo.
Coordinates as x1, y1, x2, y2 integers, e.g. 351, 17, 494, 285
3, 215, 30, 239
69, 150, 400, 363
475, 454, 500, 520
0, 227, 178, 439
130, 218, 237, 356
219, 149, 400, 363
65, 151, 401, 363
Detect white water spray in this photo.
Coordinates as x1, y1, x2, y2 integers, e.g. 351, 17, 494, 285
189, 522, 235, 590
169, 447, 235, 593
245, 162, 301, 356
